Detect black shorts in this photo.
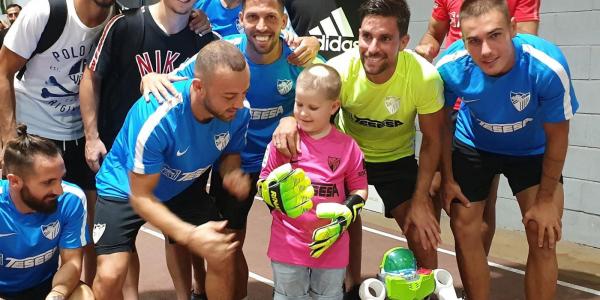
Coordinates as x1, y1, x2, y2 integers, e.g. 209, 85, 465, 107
51, 138, 96, 190
452, 139, 563, 202
365, 156, 418, 218
209, 171, 259, 230
93, 173, 219, 255
0, 276, 52, 300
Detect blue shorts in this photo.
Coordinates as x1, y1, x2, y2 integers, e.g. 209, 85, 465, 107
271, 261, 345, 300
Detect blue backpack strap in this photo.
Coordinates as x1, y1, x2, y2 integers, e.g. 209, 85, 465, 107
16, 0, 68, 80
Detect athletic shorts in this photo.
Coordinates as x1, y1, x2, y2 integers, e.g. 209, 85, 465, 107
209, 171, 259, 230
452, 139, 563, 202
51, 138, 96, 190
0, 276, 52, 300
94, 172, 219, 255
365, 156, 418, 218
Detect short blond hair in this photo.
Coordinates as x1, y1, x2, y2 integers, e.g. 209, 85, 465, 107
296, 64, 341, 101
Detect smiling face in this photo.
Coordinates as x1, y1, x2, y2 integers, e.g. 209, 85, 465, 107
358, 15, 409, 84
240, 0, 287, 57
17, 154, 65, 214
461, 9, 517, 76
294, 88, 340, 137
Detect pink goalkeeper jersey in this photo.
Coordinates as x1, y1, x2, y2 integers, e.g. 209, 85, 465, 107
432, 0, 540, 47
260, 127, 367, 269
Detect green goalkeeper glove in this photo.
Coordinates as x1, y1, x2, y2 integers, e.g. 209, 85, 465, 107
257, 163, 314, 218
309, 194, 365, 258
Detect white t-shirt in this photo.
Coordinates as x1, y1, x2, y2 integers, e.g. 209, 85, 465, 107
4, 0, 113, 140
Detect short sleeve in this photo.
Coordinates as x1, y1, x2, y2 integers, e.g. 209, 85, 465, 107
344, 140, 368, 193
59, 189, 89, 249
513, 0, 540, 22
131, 104, 171, 174
413, 57, 445, 114
88, 14, 126, 76
3, 0, 50, 60
171, 53, 197, 78
538, 59, 579, 122
431, 0, 450, 22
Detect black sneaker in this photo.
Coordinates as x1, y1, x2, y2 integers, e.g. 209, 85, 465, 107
343, 284, 360, 300
191, 291, 208, 300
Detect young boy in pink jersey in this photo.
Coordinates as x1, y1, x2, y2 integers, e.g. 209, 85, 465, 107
260, 64, 368, 299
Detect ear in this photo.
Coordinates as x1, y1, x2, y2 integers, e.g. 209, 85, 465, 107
509, 17, 517, 38
399, 34, 410, 50
192, 78, 203, 93
6, 173, 23, 190
281, 11, 288, 31
330, 99, 341, 115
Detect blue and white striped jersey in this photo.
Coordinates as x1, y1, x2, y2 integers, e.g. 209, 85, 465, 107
437, 34, 579, 156
95, 79, 250, 201
0, 180, 89, 293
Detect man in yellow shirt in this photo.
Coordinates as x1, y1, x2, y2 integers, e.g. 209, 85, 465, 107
274, 0, 446, 294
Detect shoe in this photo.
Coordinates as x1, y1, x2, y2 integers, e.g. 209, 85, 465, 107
343, 284, 360, 300
191, 291, 208, 300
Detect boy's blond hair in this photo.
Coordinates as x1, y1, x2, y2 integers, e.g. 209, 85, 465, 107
296, 64, 341, 101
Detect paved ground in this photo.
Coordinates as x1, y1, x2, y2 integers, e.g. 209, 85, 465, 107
135, 199, 600, 299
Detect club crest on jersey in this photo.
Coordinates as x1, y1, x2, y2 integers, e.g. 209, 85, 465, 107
41, 220, 60, 240
214, 132, 231, 151
328, 156, 341, 172
510, 91, 530, 112
277, 79, 293, 95
93, 224, 106, 244
384, 96, 400, 114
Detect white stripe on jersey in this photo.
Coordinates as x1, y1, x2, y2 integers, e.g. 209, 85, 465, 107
435, 49, 469, 68
133, 97, 182, 174
522, 44, 574, 120
61, 183, 88, 247
170, 53, 198, 76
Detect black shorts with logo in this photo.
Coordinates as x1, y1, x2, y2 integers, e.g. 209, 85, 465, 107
51, 138, 96, 190
452, 139, 563, 202
93, 171, 219, 255
209, 171, 260, 230
365, 156, 418, 218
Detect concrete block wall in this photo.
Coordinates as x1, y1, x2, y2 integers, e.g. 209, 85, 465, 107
371, 0, 600, 248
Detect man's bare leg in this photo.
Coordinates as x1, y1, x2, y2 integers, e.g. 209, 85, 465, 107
123, 253, 140, 300
192, 257, 207, 298
392, 201, 438, 269
482, 175, 500, 255
516, 184, 563, 300
165, 240, 193, 300
205, 249, 237, 300
93, 252, 131, 300
83, 190, 97, 285
450, 201, 489, 300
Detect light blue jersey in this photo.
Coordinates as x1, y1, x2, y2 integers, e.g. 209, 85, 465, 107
195, 0, 296, 38
0, 180, 88, 293
173, 34, 302, 173
437, 34, 579, 156
96, 80, 250, 201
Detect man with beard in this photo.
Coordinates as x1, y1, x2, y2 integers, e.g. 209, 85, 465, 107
273, 0, 446, 286
79, 0, 215, 297
0, 124, 92, 300
92, 41, 252, 300
139, 0, 320, 297
0, 0, 114, 284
